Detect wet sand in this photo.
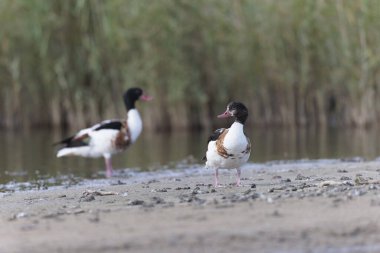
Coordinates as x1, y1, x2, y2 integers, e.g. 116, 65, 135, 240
2, 161, 380, 253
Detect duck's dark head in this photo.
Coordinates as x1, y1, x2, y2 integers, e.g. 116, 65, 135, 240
217, 102, 248, 124
123, 87, 153, 110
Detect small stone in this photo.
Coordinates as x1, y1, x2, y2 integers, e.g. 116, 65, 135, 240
175, 187, 191, 190
355, 176, 369, 185
128, 200, 145, 206
151, 196, 165, 204
192, 187, 201, 195
340, 176, 351, 181
73, 209, 85, 215
343, 181, 355, 187
152, 188, 169, 193
348, 189, 367, 197
16, 212, 28, 219
295, 174, 309, 180
243, 189, 252, 195
80, 195, 95, 202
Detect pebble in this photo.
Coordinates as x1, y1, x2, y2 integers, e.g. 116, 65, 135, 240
151, 196, 165, 204
80, 195, 95, 202
73, 209, 85, 215
128, 200, 145, 206
175, 187, 191, 190
42, 211, 65, 219
355, 176, 369, 185
110, 180, 126, 185
151, 188, 170, 193
192, 187, 201, 195
179, 194, 206, 205
268, 186, 286, 193
295, 174, 309, 180
347, 189, 367, 197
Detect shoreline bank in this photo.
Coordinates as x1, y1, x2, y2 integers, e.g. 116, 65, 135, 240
1, 161, 380, 252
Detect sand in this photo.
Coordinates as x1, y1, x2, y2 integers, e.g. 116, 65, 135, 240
1, 160, 380, 253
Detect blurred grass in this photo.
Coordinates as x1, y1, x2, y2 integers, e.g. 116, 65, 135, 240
1, 0, 380, 130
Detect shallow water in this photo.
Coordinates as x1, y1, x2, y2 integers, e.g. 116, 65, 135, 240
0, 127, 380, 186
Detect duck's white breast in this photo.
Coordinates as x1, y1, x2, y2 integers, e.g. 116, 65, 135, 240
127, 109, 143, 143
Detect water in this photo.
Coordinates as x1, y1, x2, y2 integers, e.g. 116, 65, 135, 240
0, 127, 380, 186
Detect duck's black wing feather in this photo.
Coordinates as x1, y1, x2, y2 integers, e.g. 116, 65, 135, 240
94, 120, 123, 131
207, 128, 226, 143
54, 135, 90, 148
202, 128, 226, 161
54, 120, 123, 147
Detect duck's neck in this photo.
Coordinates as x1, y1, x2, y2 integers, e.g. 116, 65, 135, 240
127, 109, 142, 143
125, 100, 136, 111
223, 122, 247, 150
229, 122, 244, 134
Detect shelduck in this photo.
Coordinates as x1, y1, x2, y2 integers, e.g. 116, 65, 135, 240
56, 87, 152, 177
204, 102, 251, 187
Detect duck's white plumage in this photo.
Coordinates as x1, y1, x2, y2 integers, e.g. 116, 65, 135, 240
204, 101, 251, 187
57, 109, 142, 158
205, 122, 250, 169
127, 109, 143, 143
56, 87, 151, 177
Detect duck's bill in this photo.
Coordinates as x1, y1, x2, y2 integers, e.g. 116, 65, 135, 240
140, 94, 153, 101
217, 111, 232, 118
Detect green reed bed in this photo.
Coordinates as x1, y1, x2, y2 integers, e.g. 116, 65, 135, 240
1, 0, 380, 130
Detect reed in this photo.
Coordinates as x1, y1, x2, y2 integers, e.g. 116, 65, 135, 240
1, 0, 380, 131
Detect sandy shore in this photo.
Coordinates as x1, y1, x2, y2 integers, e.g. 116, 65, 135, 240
2, 160, 380, 253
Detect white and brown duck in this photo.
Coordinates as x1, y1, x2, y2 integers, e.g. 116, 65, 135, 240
204, 102, 251, 187
56, 87, 152, 177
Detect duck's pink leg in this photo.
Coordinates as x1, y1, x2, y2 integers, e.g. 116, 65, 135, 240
236, 168, 241, 186
104, 156, 113, 178
214, 168, 219, 187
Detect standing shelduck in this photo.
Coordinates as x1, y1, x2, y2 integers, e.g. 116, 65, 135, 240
56, 87, 152, 177
204, 102, 251, 187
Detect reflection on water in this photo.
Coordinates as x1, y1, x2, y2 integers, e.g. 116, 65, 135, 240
0, 127, 380, 184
